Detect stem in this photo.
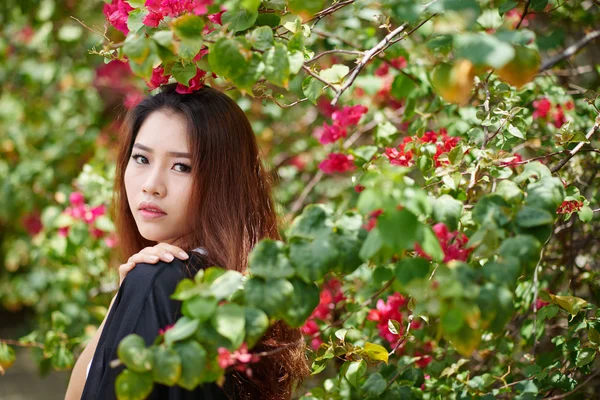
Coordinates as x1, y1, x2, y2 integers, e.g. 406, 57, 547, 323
551, 116, 600, 173
539, 30, 600, 72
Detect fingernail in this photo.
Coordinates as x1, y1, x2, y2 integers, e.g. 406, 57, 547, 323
150, 256, 159, 261
165, 253, 174, 261
179, 251, 189, 259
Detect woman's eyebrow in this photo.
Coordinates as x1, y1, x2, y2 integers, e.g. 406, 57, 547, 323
133, 143, 191, 158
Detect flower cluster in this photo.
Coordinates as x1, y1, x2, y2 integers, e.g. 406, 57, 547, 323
415, 223, 473, 263
532, 97, 574, 129
500, 153, 523, 168
58, 192, 118, 248
317, 104, 368, 145
103, 0, 134, 35
143, 0, 213, 27
557, 200, 584, 214
94, 60, 145, 109
384, 128, 460, 168
301, 278, 346, 350
217, 343, 260, 377
318, 153, 356, 174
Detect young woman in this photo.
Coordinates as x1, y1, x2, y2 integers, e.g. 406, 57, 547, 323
65, 83, 310, 399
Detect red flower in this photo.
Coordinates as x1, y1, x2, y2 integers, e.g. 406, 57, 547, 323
104, 232, 119, 248
421, 130, 437, 144
367, 292, 408, 345
557, 200, 584, 214
414, 341, 434, 368
22, 211, 43, 236
317, 97, 338, 118
318, 153, 356, 174
390, 56, 407, 69
217, 343, 260, 373
319, 122, 347, 144
384, 147, 413, 167
553, 105, 566, 128
564, 100, 575, 110
500, 153, 523, 168
535, 298, 550, 310
208, 10, 226, 25
532, 97, 552, 119
354, 185, 366, 193
375, 63, 389, 77
69, 191, 85, 206
103, 0, 134, 35
147, 66, 171, 91
332, 105, 369, 127
175, 68, 207, 94
58, 226, 70, 237
124, 92, 145, 109
363, 209, 383, 231
415, 223, 473, 263
158, 323, 175, 335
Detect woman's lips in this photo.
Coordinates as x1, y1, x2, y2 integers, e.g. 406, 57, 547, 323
140, 209, 167, 219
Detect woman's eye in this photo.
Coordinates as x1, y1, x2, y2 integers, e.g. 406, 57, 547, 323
173, 163, 191, 173
132, 154, 148, 164
132, 154, 190, 173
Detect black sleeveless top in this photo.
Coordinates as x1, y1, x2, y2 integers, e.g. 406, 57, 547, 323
81, 251, 234, 399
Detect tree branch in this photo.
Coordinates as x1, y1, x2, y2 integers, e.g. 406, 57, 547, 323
539, 29, 600, 73
551, 116, 600, 173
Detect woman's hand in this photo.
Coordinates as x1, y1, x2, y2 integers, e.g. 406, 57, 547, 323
118, 243, 189, 286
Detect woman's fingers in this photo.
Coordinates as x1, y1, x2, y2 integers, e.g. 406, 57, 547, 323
118, 262, 136, 285
154, 243, 189, 260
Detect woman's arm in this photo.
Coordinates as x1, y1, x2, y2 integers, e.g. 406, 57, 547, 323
64, 294, 117, 400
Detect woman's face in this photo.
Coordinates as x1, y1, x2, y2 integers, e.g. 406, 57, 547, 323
124, 110, 193, 246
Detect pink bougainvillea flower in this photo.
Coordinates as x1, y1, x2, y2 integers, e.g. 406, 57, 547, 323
143, 10, 164, 27
317, 97, 338, 118
192, 47, 210, 62
367, 292, 408, 345
104, 232, 119, 248
94, 60, 133, 90
69, 191, 85, 206
553, 105, 566, 128
208, 9, 226, 25
124, 92, 145, 109
564, 100, 575, 110
375, 63, 389, 76
22, 211, 43, 236
175, 68, 207, 94
384, 146, 413, 167
318, 153, 356, 174
420, 130, 437, 144
58, 226, 70, 238
103, 0, 134, 35
390, 56, 407, 69
332, 105, 368, 127
363, 209, 383, 232
532, 97, 552, 119
319, 122, 347, 145
217, 343, 260, 372
147, 66, 171, 91
415, 341, 434, 368
158, 323, 175, 335
354, 184, 366, 193
415, 222, 474, 263
500, 153, 523, 168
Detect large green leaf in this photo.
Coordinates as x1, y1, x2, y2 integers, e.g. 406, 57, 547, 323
248, 239, 295, 278
211, 303, 245, 348
244, 277, 294, 317
173, 340, 207, 390
115, 370, 154, 400
282, 278, 321, 328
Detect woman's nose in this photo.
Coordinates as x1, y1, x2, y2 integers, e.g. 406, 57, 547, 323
141, 169, 166, 196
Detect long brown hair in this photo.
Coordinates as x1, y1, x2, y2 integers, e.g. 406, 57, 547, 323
110, 83, 310, 399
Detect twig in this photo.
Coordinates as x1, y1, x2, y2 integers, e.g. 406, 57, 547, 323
539, 29, 600, 72
515, 0, 532, 29
0, 338, 44, 349
289, 119, 377, 214
70, 16, 110, 42
302, 65, 339, 93
532, 234, 552, 356
306, 49, 364, 64
330, 23, 409, 106
308, 0, 355, 28
551, 117, 600, 173
389, 315, 414, 356
546, 369, 600, 400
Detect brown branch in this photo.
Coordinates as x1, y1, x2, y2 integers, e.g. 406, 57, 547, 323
302, 65, 339, 93
0, 338, 44, 349
539, 29, 600, 73
330, 23, 408, 106
546, 369, 600, 400
308, 0, 355, 28
551, 117, 600, 173
515, 0, 532, 29
306, 49, 364, 64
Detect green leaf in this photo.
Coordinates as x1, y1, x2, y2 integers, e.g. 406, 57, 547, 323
498, 0, 518, 14
432, 195, 463, 231
359, 228, 384, 260
495, 180, 524, 204
345, 360, 366, 388
208, 270, 244, 300
173, 340, 207, 390
525, 176, 565, 213
212, 303, 245, 348
248, 239, 295, 278
578, 206, 593, 222
576, 348, 596, 367
319, 64, 349, 86
388, 319, 402, 335
115, 370, 154, 400
516, 206, 554, 228
244, 277, 294, 317
507, 124, 525, 139
264, 42, 290, 88
171, 62, 198, 85
117, 334, 152, 373
123, 34, 151, 64
498, 235, 541, 265
251, 26, 274, 51
282, 278, 321, 328
361, 372, 387, 396
151, 346, 181, 386
222, 7, 258, 33
255, 13, 281, 27
302, 76, 325, 104
363, 342, 389, 364
548, 293, 588, 317
289, 237, 339, 283
0, 342, 16, 371
172, 14, 205, 41
164, 317, 200, 346
395, 257, 431, 285
417, 223, 445, 262
208, 37, 251, 80
289, 204, 334, 239
454, 32, 515, 69
288, 51, 304, 74
182, 296, 218, 321
441, 308, 464, 334
472, 194, 511, 226
391, 74, 416, 99
377, 209, 419, 253
244, 307, 269, 348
